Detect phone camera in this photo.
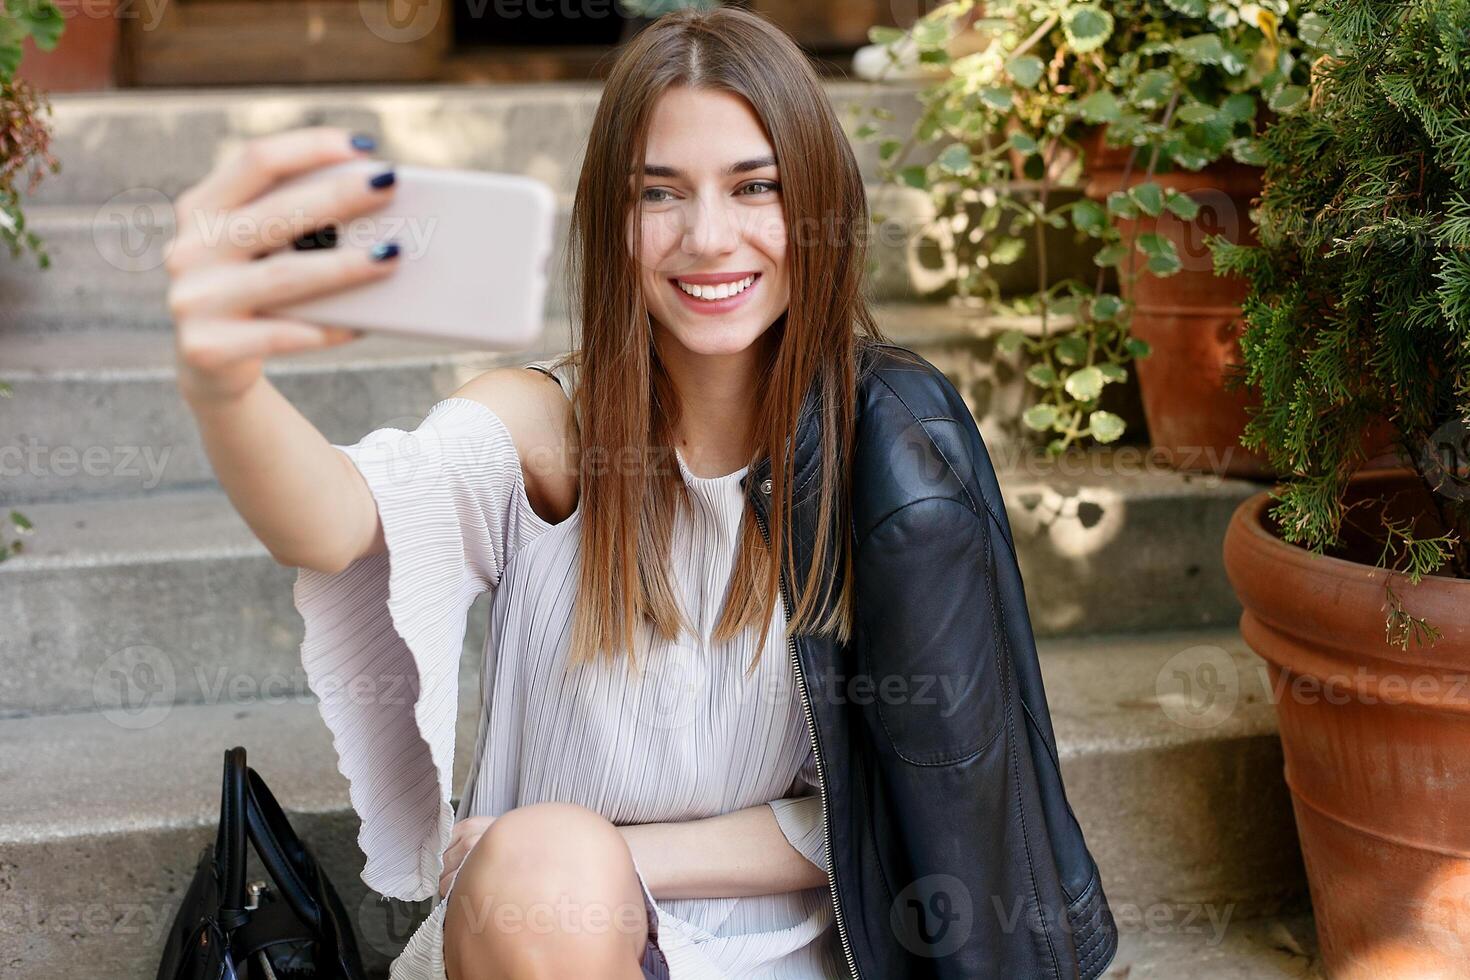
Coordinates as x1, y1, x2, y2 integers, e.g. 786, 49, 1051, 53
292, 224, 340, 251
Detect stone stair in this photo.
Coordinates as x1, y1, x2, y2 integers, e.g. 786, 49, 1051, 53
0, 82, 1316, 978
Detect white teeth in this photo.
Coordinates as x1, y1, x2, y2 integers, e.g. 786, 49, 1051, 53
676, 274, 756, 300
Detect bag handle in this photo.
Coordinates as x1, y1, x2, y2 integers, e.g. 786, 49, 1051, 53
213, 747, 250, 931
244, 764, 323, 933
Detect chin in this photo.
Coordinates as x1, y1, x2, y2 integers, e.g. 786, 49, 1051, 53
655, 312, 782, 359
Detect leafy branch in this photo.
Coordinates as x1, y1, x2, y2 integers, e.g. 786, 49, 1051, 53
1206, 0, 1470, 646
853, 0, 1315, 453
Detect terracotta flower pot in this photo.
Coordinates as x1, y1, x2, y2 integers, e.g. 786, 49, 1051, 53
1079, 128, 1405, 477
1223, 470, 1470, 978
15, 0, 120, 92
1080, 127, 1275, 477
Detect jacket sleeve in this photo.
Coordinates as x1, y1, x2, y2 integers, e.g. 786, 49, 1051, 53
854, 493, 1073, 978
292, 396, 541, 902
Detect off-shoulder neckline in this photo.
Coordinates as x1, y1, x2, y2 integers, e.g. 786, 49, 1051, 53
437, 396, 747, 538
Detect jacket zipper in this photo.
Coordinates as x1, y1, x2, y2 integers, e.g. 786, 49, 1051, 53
751, 501, 861, 980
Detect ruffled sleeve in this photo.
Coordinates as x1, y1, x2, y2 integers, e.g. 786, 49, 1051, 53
293, 396, 539, 902
768, 749, 829, 875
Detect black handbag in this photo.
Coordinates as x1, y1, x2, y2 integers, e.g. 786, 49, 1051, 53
155, 746, 367, 980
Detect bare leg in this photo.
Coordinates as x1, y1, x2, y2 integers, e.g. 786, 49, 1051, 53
443, 802, 652, 980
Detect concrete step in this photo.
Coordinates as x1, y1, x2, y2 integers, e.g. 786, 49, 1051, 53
0, 452, 1258, 716
1103, 912, 1320, 978
32, 82, 928, 207
0, 305, 1146, 504
0, 199, 582, 330
0, 627, 1307, 979
0, 321, 575, 503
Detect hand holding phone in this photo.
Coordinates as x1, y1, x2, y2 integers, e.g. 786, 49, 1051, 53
263, 160, 557, 351
165, 126, 400, 405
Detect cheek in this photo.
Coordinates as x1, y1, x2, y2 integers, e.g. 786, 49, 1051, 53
626, 210, 674, 272
639, 210, 682, 262
755, 212, 788, 268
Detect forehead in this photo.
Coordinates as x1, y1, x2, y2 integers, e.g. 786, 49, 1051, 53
642, 87, 775, 169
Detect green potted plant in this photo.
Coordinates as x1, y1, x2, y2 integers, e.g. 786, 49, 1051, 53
1211, 0, 1470, 973
854, 0, 1317, 468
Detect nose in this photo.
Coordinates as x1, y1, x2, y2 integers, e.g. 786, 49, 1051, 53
680, 193, 741, 260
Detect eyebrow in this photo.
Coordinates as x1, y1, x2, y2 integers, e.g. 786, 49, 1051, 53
641, 156, 777, 179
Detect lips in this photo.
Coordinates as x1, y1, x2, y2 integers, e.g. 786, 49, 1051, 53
667, 270, 761, 312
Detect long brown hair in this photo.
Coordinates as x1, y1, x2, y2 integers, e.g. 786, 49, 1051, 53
558, 6, 894, 670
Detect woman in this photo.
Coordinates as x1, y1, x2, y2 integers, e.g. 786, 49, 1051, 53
166, 8, 1115, 980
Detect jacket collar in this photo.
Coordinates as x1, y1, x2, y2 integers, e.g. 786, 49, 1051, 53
739, 367, 824, 506
739, 369, 840, 631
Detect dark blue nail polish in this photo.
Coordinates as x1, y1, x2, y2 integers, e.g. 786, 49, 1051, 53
369, 169, 395, 190
370, 241, 400, 262
350, 133, 376, 151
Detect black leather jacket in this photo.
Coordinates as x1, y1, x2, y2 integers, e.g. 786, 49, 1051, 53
739, 341, 1119, 979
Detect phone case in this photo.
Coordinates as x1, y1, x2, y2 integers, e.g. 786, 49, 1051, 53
264, 160, 557, 351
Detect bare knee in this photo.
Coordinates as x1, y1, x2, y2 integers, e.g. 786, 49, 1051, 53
443, 803, 648, 980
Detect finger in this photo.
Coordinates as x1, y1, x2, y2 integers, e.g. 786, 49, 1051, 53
169, 243, 400, 319
175, 316, 362, 371
180, 163, 397, 269
180, 126, 375, 215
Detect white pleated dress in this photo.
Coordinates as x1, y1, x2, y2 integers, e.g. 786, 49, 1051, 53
292, 355, 843, 979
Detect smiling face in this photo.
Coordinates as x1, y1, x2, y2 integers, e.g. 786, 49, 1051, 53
630, 86, 791, 360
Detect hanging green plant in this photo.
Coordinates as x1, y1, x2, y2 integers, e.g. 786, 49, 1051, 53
852, 0, 1315, 454
0, 0, 63, 564
0, 0, 62, 268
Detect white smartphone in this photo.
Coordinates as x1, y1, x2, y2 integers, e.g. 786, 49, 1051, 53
262, 159, 557, 350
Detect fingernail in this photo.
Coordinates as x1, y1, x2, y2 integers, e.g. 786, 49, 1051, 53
370, 241, 400, 262
350, 133, 376, 151
369, 169, 395, 190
